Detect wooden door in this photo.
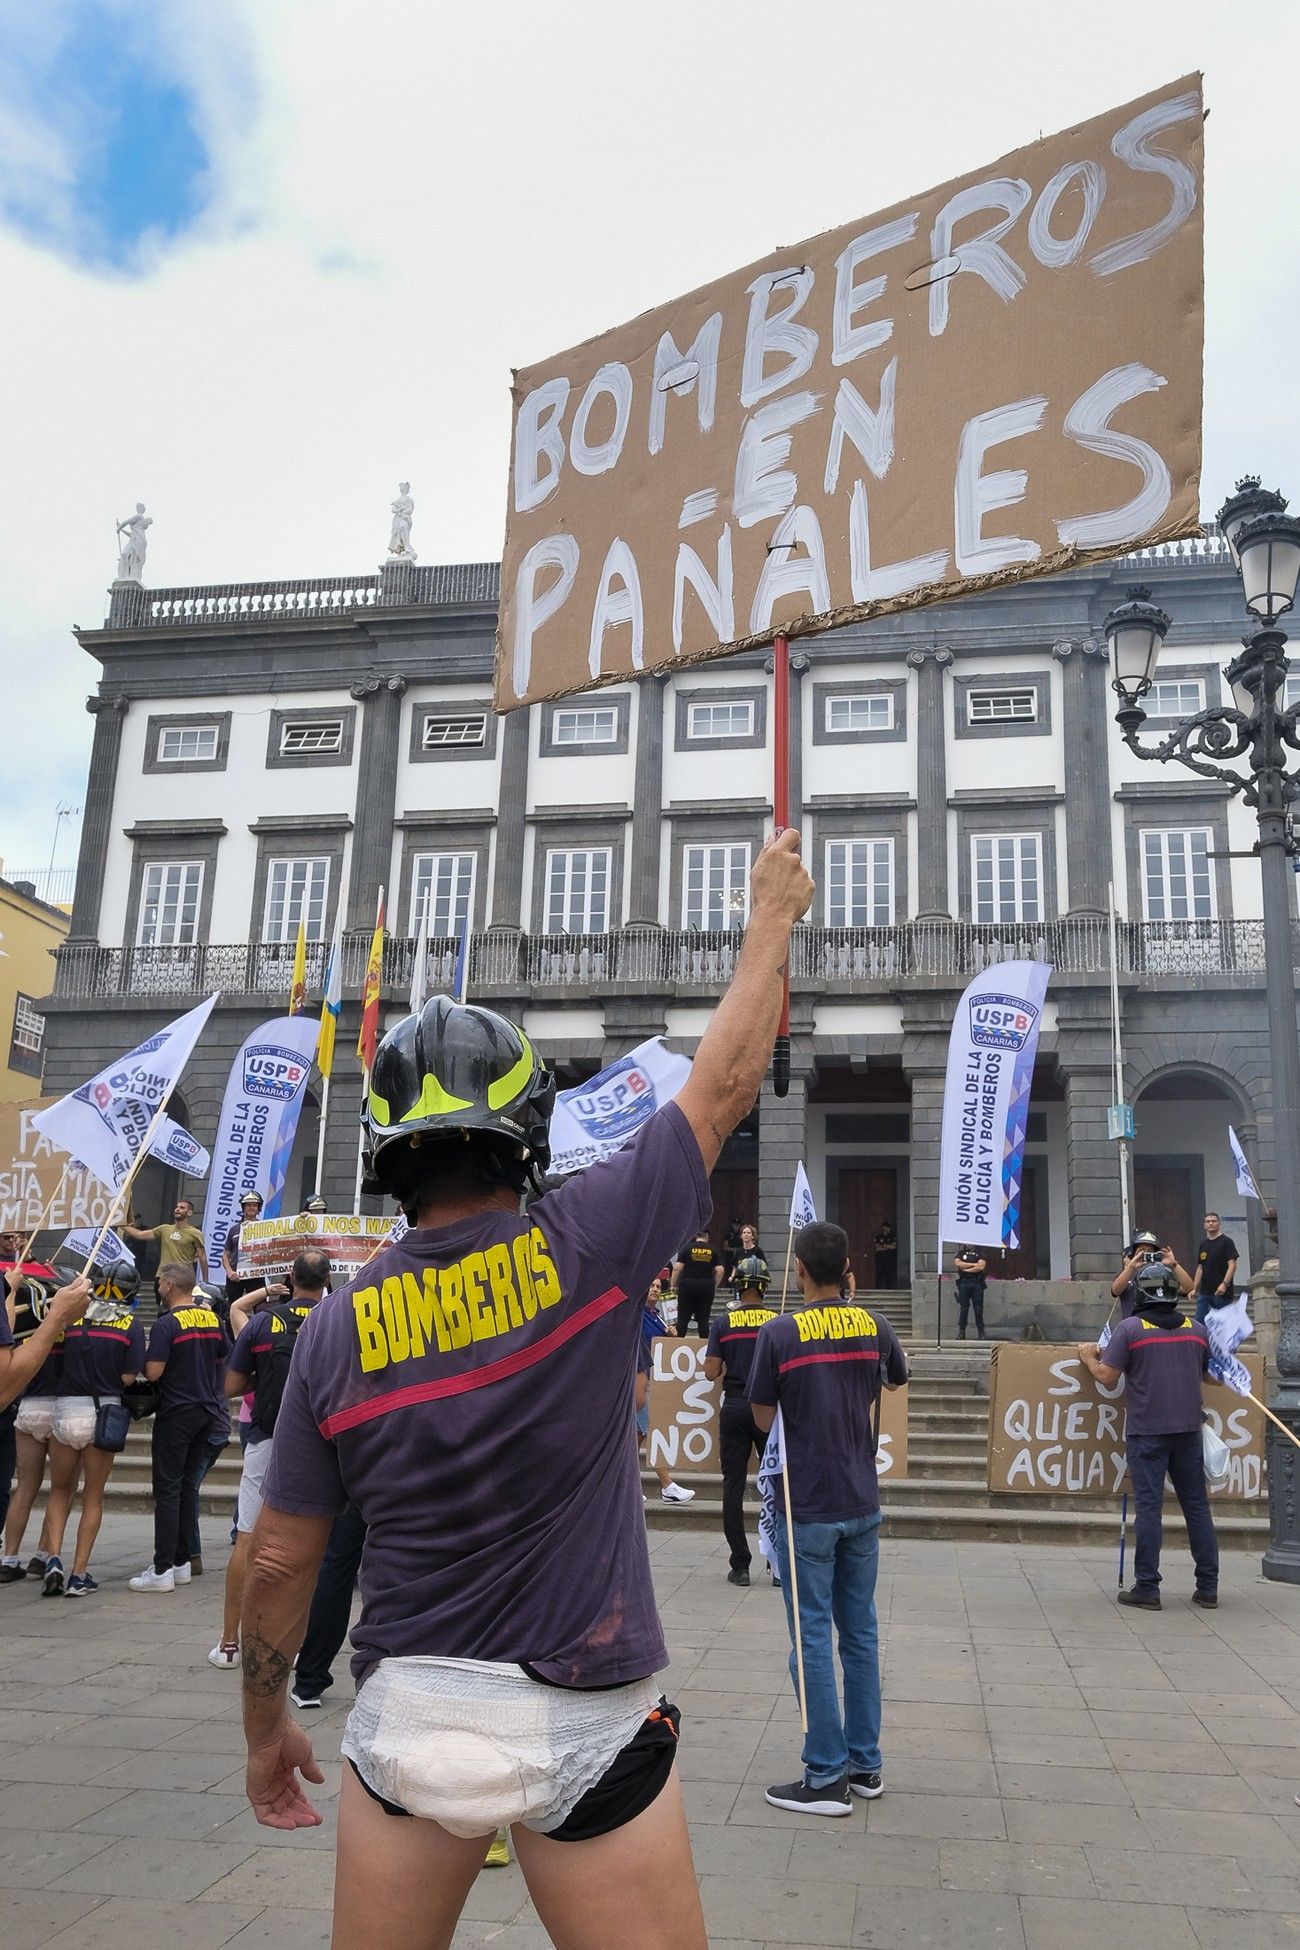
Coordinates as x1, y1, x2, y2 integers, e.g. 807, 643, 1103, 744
835, 1167, 897, 1290
1134, 1164, 1195, 1267
708, 1169, 759, 1256
993, 1163, 1041, 1281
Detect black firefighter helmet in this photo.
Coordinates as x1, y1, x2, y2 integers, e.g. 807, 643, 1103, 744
362, 995, 555, 1203
1133, 1260, 1182, 1307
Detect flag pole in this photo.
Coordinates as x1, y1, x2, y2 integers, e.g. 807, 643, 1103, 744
778, 1228, 795, 1314
313, 1072, 331, 1200
778, 1435, 808, 1734
12, 1162, 70, 1268
1248, 1390, 1300, 1453
78, 1089, 180, 1277
771, 632, 791, 1100
1117, 1491, 1128, 1590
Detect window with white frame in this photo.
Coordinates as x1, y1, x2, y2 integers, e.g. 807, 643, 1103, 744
1146, 677, 1206, 718
263, 856, 330, 942
1141, 827, 1214, 922
421, 710, 487, 751
156, 723, 219, 763
686, 698, 755, 741
409, 852, 475, 936
545, 848, 611, 934
9, 994, 44, 1076
970, 834, 1042, 923
550, 704, 619, 746
825, 838, 894, 927
137, 861, 204, 947
967, 688, 1038, 725
824, 693, 893, 736
1286, 674, 1300, 712
279, 717, 344, 757
682, 843, 750, 930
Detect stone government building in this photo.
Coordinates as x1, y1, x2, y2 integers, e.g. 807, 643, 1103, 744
43, 533, 1287, 1312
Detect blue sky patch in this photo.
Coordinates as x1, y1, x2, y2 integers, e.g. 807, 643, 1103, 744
3, 4, 210, 268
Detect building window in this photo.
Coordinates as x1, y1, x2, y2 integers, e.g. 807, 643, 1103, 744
967, 688, 1038, 725
1147, 678, 1206, 718
1285, 674, 1300, 712
263, 857, 330, 943
550, 705, 620, 747
410, 853, 475, 936
279, 717, 344, 757
545, 848, 611, 934
826, 838, 894, 927
825, 693, 893, 736
9, 994, 44, 1077
156, 723, 219, 763
682, 843, 750, 930
970, 834, 1041, 923
1141, 827, 1214, 921
137, 861, 204, 947
686, 698, 755, 742
421, 710, 486, 752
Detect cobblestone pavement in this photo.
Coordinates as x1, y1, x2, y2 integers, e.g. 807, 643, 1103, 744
1, 1513, 1298, 1947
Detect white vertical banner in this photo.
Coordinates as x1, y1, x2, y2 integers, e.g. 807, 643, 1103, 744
937, 961, 1052, 1255
789, 1163, 817, 1230
1228, 1126, 1261, 1202
201, 1015, 320, 1277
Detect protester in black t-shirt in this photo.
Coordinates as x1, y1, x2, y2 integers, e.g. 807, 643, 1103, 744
222, 1191, 265, 1308
953, 1246, 988, 1340
1191, 1213, 1239, 1323
704, 1255, 776, 1586
873, 1222, 898, 1289
673, 1230, 723, 1337
130, 1264, 226, 1593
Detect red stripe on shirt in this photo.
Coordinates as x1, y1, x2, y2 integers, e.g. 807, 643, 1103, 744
317, 1285, 629, 1438
1129, 1334, 1207, 1348
720, 1329, 761, 1343
171, 1330, 224, 1345
780, 1349, 880, 1373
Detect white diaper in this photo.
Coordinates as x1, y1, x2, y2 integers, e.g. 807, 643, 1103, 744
341, 1655, 660, 1837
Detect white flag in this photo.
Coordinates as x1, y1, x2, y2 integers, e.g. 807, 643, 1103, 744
756, 1409, 787, 1570
152, 1114, 211, 1179
548, 1038, 692, 1175
1205, 1291, 1255, 1396
1228, 1126, 1261, 1202
57, 1227, 135, 1273
789, 1162, 817, 1231
32, 995, 218, 1194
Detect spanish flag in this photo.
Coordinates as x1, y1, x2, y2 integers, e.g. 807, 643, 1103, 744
357, 887, 385, 1073
288, 916, 308, 1017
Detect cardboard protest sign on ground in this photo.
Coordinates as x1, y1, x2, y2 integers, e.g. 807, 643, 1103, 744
647, 1335, 907, 1479
238, 1213, 395, 1282
498, 76, 1203, 710
988, 1343, 1264, 1499
0, 1101, 115, 1233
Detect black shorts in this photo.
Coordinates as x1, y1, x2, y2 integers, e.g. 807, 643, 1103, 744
348, 1698, 681, 1842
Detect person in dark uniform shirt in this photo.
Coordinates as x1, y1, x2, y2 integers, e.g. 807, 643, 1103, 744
873, 1222, 897, 1290
704, 1254, 777, 1587
1191, 1213, 1239, 1323
1079, 1261, 1221, 1609
672, 1230, 723, 1338
952, 1246, 988, 1340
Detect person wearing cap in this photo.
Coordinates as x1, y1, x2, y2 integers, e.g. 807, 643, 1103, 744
1111, 1232, 1193, 1320
1079, 1260, 1221, 1610
236, 829, 812, 1949
704, 1254, 777, 1586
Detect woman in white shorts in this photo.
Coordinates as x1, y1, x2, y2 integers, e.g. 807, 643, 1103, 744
41, 1295, 145, 1596
0, 1265, 64, 1585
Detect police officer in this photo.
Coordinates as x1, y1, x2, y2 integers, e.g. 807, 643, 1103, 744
1079, 1260, 1220, 1610
704, 1253, 777, 1587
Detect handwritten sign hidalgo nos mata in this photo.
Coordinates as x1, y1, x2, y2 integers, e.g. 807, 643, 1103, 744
498, 75, 1203, 710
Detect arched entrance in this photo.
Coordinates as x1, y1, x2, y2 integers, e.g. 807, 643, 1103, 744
1131, 1067, 1256, 1277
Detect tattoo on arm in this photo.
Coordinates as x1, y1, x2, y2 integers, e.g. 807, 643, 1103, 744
242, 1629, 291, 1698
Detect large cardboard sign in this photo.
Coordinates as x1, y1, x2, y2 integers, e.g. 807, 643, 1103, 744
498, 77, 1203, 710
0, 1101, 115, 1233
238, 1213, 395, 1282
988, 1343, 1265, 1499
646, 1335, 907, 1479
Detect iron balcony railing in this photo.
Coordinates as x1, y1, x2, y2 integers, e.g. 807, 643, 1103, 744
49, 917, 1294, 1004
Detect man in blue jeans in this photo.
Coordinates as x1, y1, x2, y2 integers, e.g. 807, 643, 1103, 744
1079, 1260, 1221, 1610
748, 1220, 908, 1816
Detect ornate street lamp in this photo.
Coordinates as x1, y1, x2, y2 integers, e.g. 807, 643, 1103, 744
1104, 481, 1300, 1584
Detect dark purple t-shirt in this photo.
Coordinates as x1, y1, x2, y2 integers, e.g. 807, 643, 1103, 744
229, 1302, 316, 1443
706, 1303, 779, 1395
263, 1102, 711, 1687
747, 1301, 908, 1522
146, 1301, 226, 1415
59, 1312, 146, 1396
1103, 1312, 1209, 1436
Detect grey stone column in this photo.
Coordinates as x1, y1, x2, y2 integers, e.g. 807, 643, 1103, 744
627, 677, 667, 924
1053, 638, 1111, 916
69, 694, 129, 941
1057, 989, 1125, 1277
491, 705, 531, 927
346, 675, 407, 930
907, 646, 953, 918
900, 992, 954, 1293
758, 1059, 812, 1266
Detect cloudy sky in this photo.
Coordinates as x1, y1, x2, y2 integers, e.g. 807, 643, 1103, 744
1, 0, 1297, 875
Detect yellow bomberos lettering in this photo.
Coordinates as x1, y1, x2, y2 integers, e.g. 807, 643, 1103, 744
794, 1305, 878, 1343
730, 1308, 777, 1329
353, 1288, 388, 1371
439, 1264, 471, 1349
381, 1277, 411, 1362
173, 1306, 220, 1330
529, 1227, 561, 1309
485, 1242, 525, 1331
462, 1253, 497, 1341
404, 1270, 449, 1356
513, 1232, 539, 1317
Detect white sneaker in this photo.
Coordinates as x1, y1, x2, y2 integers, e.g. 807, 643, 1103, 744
208, 1641, 240, 1669
172, 1563, 192, 1586
661, 1481, 696, 1503
129, 1565, 175, 1593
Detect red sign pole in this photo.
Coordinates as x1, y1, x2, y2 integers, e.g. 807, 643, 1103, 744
772, 633, 791, 1098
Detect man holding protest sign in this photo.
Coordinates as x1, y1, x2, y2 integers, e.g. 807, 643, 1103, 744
236, 829, 811, 1950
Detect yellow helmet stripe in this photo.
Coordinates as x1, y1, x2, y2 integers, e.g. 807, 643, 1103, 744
487, 1034, 536, 1110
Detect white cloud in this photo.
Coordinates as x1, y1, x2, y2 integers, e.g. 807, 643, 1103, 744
1, 0, 1299, 874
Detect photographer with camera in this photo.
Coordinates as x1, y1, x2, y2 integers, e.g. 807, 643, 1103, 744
1111, 1230, 1193, 1321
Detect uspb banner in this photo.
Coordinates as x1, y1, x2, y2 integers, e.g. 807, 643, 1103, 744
938, 961, 1051, 1253
548, 1037, 691, 1175
200, 1015, 319, 1277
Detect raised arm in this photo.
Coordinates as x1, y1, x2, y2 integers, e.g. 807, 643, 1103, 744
674, 830, 813, 1173
0, 1276, 91, 1411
